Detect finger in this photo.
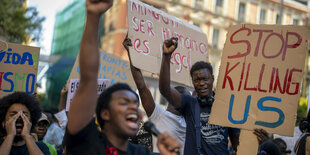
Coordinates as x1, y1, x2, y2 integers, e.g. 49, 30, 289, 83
20, 113, 31, 124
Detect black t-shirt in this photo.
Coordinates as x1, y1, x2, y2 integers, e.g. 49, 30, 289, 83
179, 94, 240, 155
65, 119, 152, 155
0, 138, 50, 155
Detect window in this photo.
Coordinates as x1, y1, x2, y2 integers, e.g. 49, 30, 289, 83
293, 19, 299, 25
238, 3, 245, 22
259, 9, 266, 24
276, 14, 281, 24
212, 28, 219, 49
215, 0, 223, 14
195, 0, 204, 9
216, 0, 223, 6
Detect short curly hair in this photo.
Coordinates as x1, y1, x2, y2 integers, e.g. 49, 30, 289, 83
0, 92, 42, 136
190, 61, 213, 78
96, 83, 139, 129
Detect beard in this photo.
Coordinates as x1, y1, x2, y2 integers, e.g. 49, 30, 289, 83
13, 135, 23, 143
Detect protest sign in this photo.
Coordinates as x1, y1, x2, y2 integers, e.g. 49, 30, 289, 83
209, 24, 310, 136
66, 79, 109, 111
68, 51, 136, 89
0, 41, 40, 98
127, 0, 209, 86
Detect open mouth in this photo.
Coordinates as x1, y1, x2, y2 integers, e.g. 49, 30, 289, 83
15, 123, 23, 134
125, 113, 139, 130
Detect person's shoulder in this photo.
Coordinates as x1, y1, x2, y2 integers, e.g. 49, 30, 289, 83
36, 141, 51, 154
128, 142, 151, 154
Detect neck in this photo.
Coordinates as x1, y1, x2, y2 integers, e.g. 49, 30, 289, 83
12, 137, 25, 147
104, 126, 128, 151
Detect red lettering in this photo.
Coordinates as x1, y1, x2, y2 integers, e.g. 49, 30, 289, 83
199, 43, 208, 55
222, 62, 240, 90
286, 68, 302, 95
147, 21, 155, 36
244, 63, 257, 91
134, 39, 142, 53
258, 64, 267, 92
174, 53, 182, 73
228, 26, 251, 59
139, 19, 145, 33
283, 32, 302, 61
273, 69, 288, 94
269, 68, 276, 93
143, 40, 150, 55
132, 17, 139, 32
253, 29, 273, 56
237, 62, 245, 91
262, 32, 284, 59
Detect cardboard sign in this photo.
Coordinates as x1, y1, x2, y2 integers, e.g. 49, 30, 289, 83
0, 41, 40, 98
127, 0, 209, 86
209, 24, 310, 136
68, 51, 136, 89
66, 79, 109, 111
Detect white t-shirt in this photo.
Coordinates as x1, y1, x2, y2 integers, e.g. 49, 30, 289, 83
149, 103, 186, 154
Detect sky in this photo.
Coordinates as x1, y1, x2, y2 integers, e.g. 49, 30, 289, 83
28, 0, 75, 55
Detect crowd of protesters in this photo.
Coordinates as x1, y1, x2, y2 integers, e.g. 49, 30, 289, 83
0, 0, 309, 155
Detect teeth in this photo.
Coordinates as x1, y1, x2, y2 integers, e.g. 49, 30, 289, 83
126, 114, 138, 120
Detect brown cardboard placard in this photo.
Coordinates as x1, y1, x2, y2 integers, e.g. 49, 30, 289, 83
127, 0, 209, 86
0, 41, 40, 98
68, 51, 136, 90
237, 129, 258, 155
209, 24, 310, 136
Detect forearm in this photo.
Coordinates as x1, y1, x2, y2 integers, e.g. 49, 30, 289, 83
0, 135, 14, 155
159, 54, 172, 96
67, 12, 101, 134
58, 93, 66, 111
79, 13, 100, 82
24, 135, 43, 155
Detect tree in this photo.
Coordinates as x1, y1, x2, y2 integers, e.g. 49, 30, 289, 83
0, 0, 45, 44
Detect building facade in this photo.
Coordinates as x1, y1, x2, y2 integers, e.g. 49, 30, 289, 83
100, 0, 310, 105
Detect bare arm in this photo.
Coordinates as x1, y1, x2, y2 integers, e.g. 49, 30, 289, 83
67, 0, 113, 134
159, 37, 182, 109
122, 37, 155, 117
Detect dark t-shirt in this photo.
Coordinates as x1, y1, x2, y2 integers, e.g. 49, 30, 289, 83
179, 94, 240, 155
0, 138, 50, 155
65, 119, 152, 155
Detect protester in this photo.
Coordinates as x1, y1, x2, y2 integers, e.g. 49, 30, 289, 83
34, 113, 57, 155
43, 111, 64, 151
123, 36, 188, 154
0, 92, 50, 155
294, 111, 310, 155
159, 37, 240, 154
65, 0, 181, 154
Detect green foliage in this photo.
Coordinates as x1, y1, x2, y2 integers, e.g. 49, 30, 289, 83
0, 0, 45, 43
296, 101, 308, 126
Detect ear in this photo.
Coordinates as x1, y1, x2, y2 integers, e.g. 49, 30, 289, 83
100, 109, 110, 121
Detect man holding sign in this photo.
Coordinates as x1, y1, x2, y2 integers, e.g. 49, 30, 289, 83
159, 37, 240, 155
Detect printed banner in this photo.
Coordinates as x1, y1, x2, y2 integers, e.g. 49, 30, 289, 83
209, 24, 310, 136
127, 0, 209, 86
66, 79, 109, 111
0, 41, 40, 98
